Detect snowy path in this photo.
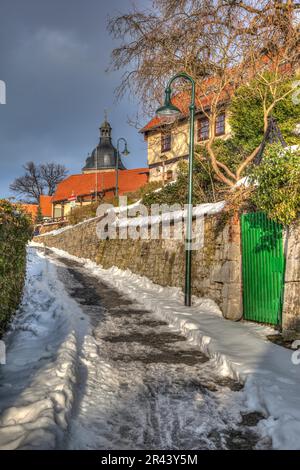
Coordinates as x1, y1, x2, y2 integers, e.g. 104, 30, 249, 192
57, 254, 268, 450
0, 248, 268, 450
0, 248, 87, 449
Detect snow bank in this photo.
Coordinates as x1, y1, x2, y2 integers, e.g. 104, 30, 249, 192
36, 200, 225, 237
36, 200, 144, 238
0, 248, 88, 449
30, 243, 300, 450
114, 201, 225, 229
37, 224, 73, 237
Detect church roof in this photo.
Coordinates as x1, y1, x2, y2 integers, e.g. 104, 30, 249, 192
82, 118, 127, 172
52, 168, 149, 202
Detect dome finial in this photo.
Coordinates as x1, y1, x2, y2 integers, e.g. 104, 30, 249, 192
99, 111, 112, 139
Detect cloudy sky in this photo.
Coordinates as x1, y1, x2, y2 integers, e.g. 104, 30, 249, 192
0, 0, 149, 199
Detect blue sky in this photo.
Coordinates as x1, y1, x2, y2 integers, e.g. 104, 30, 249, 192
0, 0, 149, 198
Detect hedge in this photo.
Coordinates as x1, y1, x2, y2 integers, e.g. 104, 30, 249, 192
0, 200, 32, 336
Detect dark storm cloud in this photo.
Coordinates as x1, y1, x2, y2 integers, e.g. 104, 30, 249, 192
0, 0, 148, 198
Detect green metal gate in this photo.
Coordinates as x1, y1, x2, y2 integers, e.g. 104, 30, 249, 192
241, 212, 285, 325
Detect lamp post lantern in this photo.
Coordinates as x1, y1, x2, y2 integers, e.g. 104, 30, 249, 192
156, 72, 196, 307
115, 138, 130, 198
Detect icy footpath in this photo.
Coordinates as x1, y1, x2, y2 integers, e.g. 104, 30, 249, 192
0, 248, 88, 449
31, 243, 300, 450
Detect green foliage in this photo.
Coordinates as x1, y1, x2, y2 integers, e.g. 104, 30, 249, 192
68, 202, 99, 226
104, 194, 139, 207
142, 73, 300, 211
35, 205, 43, 224
142, 159, 225, 207
0, 200, 32, 335
229, 74, 300, 154
199, 140, 245, 173
249, 144, 300, 225
110, 183, 162, 206
138, 180, 162, 198
68, 192, 142, 226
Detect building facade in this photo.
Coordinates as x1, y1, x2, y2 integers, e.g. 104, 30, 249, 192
141, 95, 231, 184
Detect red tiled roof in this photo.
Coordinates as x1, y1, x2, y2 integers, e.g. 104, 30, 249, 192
141, 56, 294, 134
39, 195, 53, 217
140, 82, 231, 134
52, 168, 149, 203
18, 196, 53, 219
19, 203, 38, 220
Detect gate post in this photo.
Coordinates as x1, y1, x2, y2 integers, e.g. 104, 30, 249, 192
222, 212, 243, 321
282, 223, 300, 339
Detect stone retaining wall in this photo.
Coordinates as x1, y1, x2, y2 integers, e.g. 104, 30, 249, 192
34, 212, 300, 335
35, 213, 243, 321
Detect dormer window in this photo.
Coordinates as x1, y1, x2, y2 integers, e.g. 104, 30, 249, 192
161, 132, 171, 152
215, 112, 226, 136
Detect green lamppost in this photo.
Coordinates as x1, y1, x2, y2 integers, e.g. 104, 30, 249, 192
116, 137, 130, 198
156, 72, 196, 307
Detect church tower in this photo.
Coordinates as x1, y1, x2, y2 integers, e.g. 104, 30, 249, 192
82, 116, 127, 174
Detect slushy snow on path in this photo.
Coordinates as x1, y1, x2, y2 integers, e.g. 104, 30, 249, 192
0, 248, 88, 449
33, 243, 300, 449
1, 244, 300, 449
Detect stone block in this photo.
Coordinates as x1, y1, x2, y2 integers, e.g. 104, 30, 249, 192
210, 265, 224, 283
285, 258, 300, 283
221, 260, 241, 284
222, 284, 243, 321
282, 282, 300, 333
223, 242, 241, 261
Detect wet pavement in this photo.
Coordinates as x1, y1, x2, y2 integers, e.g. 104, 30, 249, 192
46, 251, 269, 450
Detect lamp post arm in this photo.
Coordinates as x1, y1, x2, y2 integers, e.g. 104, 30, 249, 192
117, 137, 127, 149
166, 72, 196, 110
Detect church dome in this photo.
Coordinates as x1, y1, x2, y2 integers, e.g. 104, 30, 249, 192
82, 118, 126, 172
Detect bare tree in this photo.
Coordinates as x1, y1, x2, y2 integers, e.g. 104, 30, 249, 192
109, 0, 300, 186
40, 162, 68, 196
10, 162, 44, 203
10, 161, 68, 203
